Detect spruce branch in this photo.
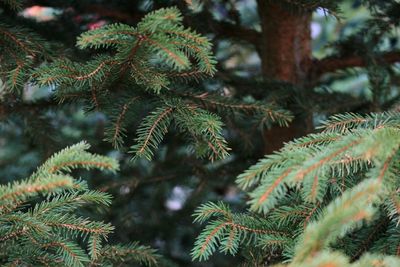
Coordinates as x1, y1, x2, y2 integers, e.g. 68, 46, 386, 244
292, 178, 383, 264
174, 103, 231, 162
97, 242, 160, 266
0, 24, 51, 90
104, 96, 141, 149
194, 111, 400, 262
130, 105, 174, 161
192, 201, 288, 261
193, 94, 293, 127
0, 142, 160, 266
31, 141, 118, 179
29, 7, 291, 163
245, 116, 400, 214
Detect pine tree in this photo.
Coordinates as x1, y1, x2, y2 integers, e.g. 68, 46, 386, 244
1, 0, 400, 266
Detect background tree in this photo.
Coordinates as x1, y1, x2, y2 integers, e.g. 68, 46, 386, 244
1, 0, 400, 266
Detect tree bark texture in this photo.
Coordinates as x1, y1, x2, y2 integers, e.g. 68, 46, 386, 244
256, 1, 314, 153
257, 2, 312, 83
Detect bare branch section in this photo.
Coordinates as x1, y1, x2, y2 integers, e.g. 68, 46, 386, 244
210, 20, 261, 45
314, 51, 400, 77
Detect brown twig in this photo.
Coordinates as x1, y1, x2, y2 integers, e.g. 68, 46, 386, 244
314, 51, 400, 77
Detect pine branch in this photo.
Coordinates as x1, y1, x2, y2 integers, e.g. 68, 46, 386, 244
245, 114, 400, 213
130, 105, 174, 161
34, 56, 118, 87
0, 23, 51, 90
174, 103, 230, 161
0, 142, 162, 266
192, 201, 287, 261
29, 7, 290, 164
104, 96, 140, 149
194, 111, 400, 263
193, 94, 293, 127
0, 175, 75, 213
31, 141, 118, 179
98, 242, 160, 266
292, 178, 383, 264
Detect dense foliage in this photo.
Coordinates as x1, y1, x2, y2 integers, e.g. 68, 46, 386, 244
1, 0, 400, 266
0, 142, 159, 266
193, 112, 400, 266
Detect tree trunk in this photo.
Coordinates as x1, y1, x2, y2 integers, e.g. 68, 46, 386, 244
256, 1, 313, 153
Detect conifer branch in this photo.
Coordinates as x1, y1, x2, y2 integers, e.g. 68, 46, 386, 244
97, 242, 160, 266
292, 178, 382, 264
0, 23, 50, 89
28, 7, 289, 163
174, 103, 230, 161
194, 111, 400, 262
195, 95, 293, 127
0, 142, 160, 266
130, 105, 174, 161
192, 201, 287, 261
106, 97, 140, 149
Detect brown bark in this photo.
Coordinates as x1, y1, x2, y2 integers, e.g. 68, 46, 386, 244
257, 2, 312, 84
256, 2, 314, 153
314, 51, 400, 77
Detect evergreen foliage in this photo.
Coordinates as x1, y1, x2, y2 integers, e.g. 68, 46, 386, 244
0, 23, 52, 90
30, 7, 290, 162
0, 0, 22, 10
193, 112, 400, 265
1, 0, 400, 266
0, 142, 159, 266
